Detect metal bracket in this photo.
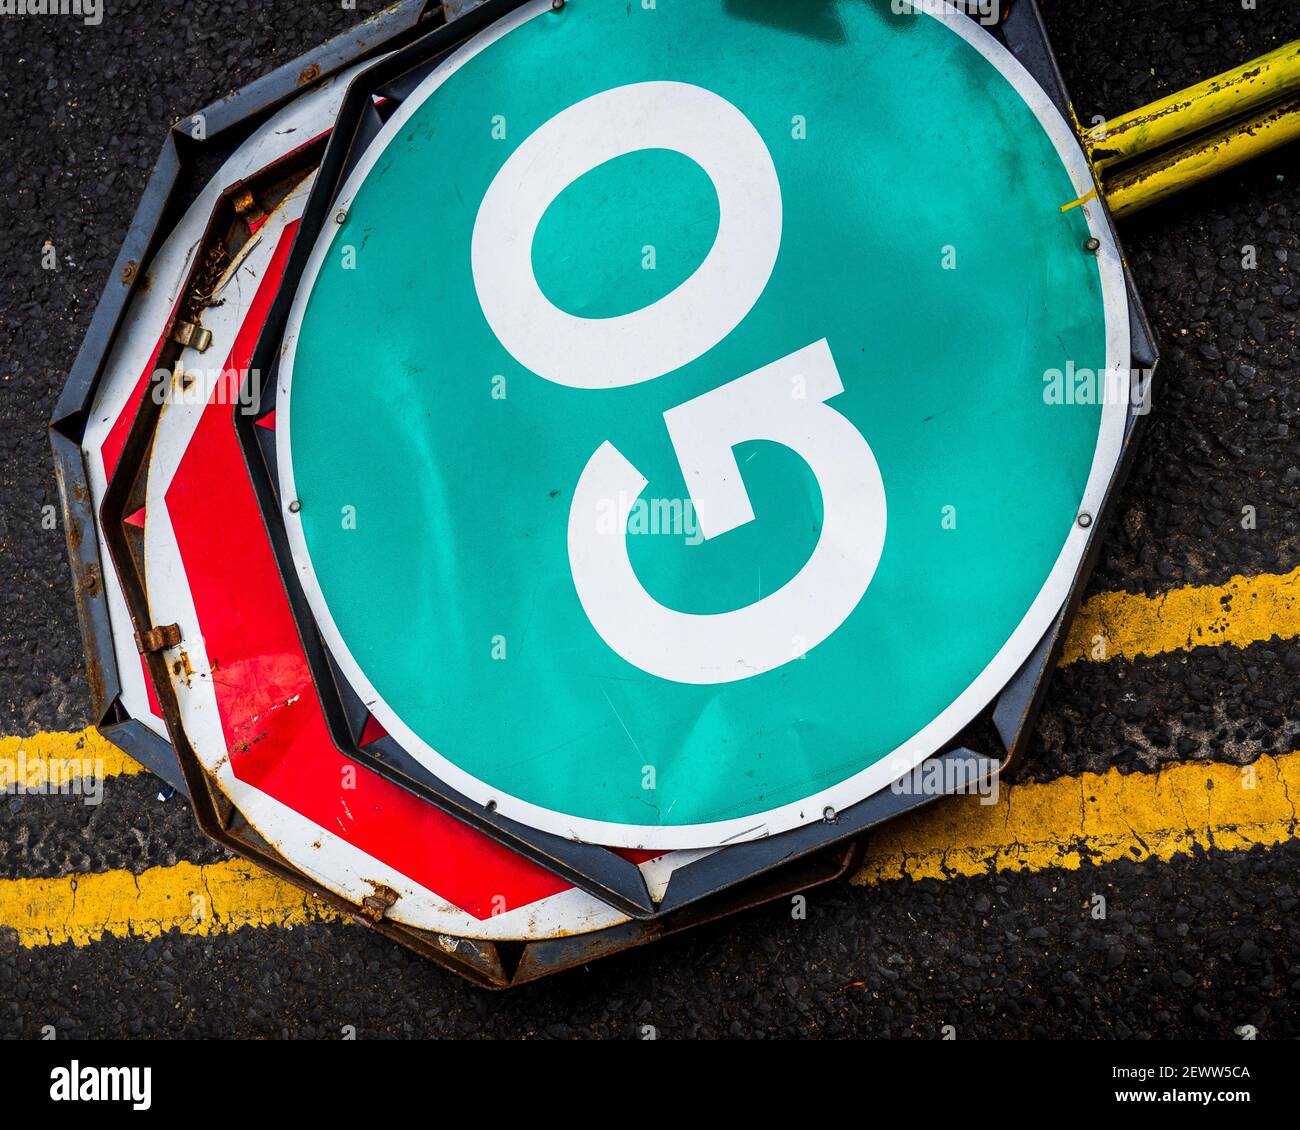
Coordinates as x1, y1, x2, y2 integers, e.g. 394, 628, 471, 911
231, 187, 267, 230
359, 884, 399, 924
170, 320, 213, 352
135, 623, 182, 653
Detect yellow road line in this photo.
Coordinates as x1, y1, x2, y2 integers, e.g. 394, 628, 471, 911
0, 859, 340, 948
0, 728, 144, 788
1, 754, 1296, 948
853, 748, 1299, 886
1061, 566, 1300, 666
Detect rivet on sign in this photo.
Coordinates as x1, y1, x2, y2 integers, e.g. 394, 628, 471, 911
1077, 512, 1093, 528
551, 0, 565, 10
1084, 237, 1101, 253
822, 805, 837, 823
288, 499, 302, 514
335, 209, 348, 224
486, 799, 498, 813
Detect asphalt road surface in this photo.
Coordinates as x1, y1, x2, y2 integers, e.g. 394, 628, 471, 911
1, 0, 1298, 1038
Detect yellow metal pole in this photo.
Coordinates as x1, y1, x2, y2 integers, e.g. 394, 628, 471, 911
1104, 95, 1300, 218
1086, 39, 1300, 171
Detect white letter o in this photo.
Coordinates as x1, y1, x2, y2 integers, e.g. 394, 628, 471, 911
471, 81, 782, 389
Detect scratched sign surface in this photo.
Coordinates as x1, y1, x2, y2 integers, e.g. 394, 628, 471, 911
276, 0, 1130, 848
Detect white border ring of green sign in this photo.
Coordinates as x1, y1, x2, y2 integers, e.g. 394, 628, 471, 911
276, 0, 1130, 849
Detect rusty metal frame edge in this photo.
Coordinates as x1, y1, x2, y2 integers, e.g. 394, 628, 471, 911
49, 429, 121, 726
47, 1, 451, 786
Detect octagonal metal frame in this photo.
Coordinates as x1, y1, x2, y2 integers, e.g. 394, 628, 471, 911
49, 0, 451, 796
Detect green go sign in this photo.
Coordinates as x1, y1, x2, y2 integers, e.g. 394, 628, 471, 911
278, 0, 1129, 848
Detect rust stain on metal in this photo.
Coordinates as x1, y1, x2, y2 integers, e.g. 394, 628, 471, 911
358, 882, 399, 924
1104, 64, 1267, 141
1086, 41, 1300, 171
83, 644, 108, 712
1105, 94, 1300, 217
297, 62, 321, 86
120, 260, 139, 285
56, 463, 110, 710
172, 649, 194, 686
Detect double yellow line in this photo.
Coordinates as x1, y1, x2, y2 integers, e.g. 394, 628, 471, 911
2, 749, 1294, 948
2, 567, 1298, 949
